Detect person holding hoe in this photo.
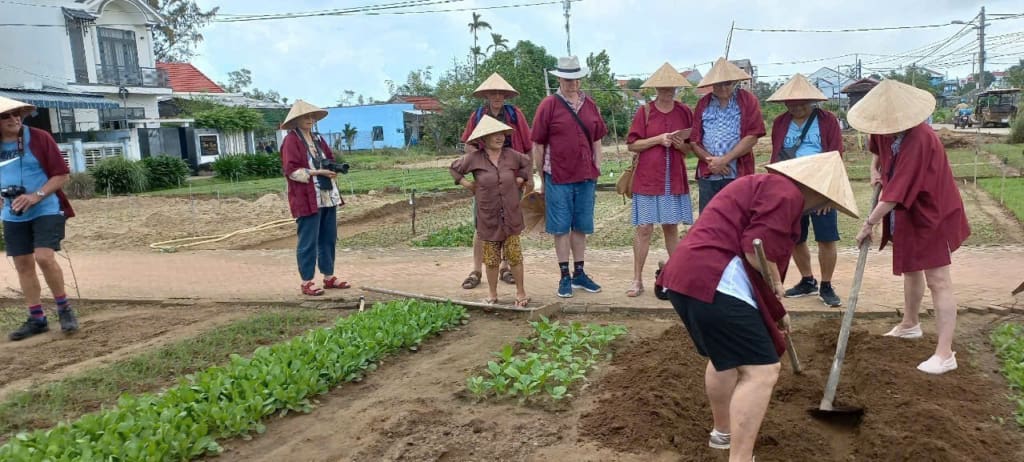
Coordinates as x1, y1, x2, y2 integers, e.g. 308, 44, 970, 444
450, 115, 533, 308
851, 79, 970, 375
658, 152, 859, 462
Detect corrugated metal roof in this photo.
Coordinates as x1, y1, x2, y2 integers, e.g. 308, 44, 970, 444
0, 88, 118, 110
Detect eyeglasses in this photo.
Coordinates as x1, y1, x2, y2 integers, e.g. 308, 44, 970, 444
0, 112, 18, 121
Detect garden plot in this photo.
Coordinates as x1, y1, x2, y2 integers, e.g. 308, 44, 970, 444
217, 312, 1024, 462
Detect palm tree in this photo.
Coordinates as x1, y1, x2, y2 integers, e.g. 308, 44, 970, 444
470, 46, 486, 66
486, 33, 509, 55
342, 123, 358, 154
467, 12, 491, 73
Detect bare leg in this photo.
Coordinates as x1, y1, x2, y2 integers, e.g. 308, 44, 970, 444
512, 263, 526, 301
924, 265, 957, 359
705, 360, 739, 434
484, 265, 499, 301
34, 248, 66, 298
13, 255, 41, 306
901, 271, 926, 328
818, 241, 837, 282
728, 362, 781, 462
569, 230, 586, 263
554, 233, 571, 262
791, 242, 814, 279
472, 232, 484, 273
632, 225, 654, 283
662, 224, 680, 256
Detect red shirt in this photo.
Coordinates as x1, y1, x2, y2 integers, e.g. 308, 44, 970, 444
25, 127, 74, 218
769, 109, 844, 163
626, 101, 693, 195
691, 88, 765, 179
531, 94, 608, 184
281, 131, 336, 219
460, 105, 533, 154
658, 174, 803, 356
869, 124, 970, 275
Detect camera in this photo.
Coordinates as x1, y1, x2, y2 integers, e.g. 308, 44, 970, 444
1, 185, 26, 216
320, 159, 350, 175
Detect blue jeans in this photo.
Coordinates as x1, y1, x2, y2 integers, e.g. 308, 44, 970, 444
697, 178, 735, 213
296, 206, 337, 281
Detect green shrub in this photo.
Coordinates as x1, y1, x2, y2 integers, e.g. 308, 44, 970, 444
991, 323, 1024, 427
63, 172, 96, 199
240, 153, 282, 178
212, 154, 246, 180
141, 155, 190, 190
413, 223, 475, 247
932, 108, 953, 124
1010, 110, 1024, 144
90, 157, 148, 194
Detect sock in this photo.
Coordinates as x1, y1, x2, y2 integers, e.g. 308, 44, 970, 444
820, 281, 832, 290
55, 294, 70, 312
558, 262, 570, 278
29, 304, 45, 320
573, 261, 585, 277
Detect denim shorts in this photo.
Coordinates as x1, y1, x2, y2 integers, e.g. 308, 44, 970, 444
798, 209, 840, 244
544, 174, 596, 235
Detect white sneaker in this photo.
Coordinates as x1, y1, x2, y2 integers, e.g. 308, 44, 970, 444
883, 323, 923, 339
917, 353, 957, 374
708, 429, 730, 449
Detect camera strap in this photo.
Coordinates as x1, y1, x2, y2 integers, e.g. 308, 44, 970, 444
292, 128, 325, 168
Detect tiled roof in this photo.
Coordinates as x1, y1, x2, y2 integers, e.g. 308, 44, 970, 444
155, 62, 225, 93
393, 95, 442, 112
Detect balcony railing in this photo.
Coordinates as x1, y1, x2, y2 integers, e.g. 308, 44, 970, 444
95, 64, 169, 88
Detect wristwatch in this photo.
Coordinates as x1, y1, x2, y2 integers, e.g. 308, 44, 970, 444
34, 190, 45, 198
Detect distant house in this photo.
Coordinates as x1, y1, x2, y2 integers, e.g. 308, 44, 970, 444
841, 78, 880, 108
316, 95, 441, 151
805, 67, 856, 102
730, 59, 756, 89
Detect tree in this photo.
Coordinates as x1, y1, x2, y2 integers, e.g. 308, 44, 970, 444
886, 67, 941, 95
147, 0, 219, 62
467, 12, 491, 74
387, 67, 435, 97
487, 33, 509, 54
583, 50, 633, 138
342, 123, 358, 154
753, 80, 782, 102
625, 78, 644, 91
1002, 60, 1024, 89
218, 68, 283, 103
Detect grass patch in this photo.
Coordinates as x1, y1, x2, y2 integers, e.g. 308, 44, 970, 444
0, 309, 330, 440
979, 177, 1024, 223
983, 144, 1024, 171
412, 222, 475, 247
990, 323, 1024, 427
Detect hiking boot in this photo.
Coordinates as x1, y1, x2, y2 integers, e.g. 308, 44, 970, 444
784, 278, 818, 298
818, 284, 842, 307
708, 429, 730, 450
571, 272, 602, 293
58, 308, 79, 333
9, 318, 49, 341
557, 275, 574, 298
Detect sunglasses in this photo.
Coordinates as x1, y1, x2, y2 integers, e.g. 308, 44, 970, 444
0, 112, 18, 121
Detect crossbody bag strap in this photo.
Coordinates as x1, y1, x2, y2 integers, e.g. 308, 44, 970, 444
793, 108, 819, 150
557, 95, 592, 143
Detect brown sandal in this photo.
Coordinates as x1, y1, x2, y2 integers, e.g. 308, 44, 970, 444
499, 266, 516, 285
462, 271, 482, 289
323, 276, 351, 289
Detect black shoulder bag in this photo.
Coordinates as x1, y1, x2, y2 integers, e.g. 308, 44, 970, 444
777, 108, 818, 161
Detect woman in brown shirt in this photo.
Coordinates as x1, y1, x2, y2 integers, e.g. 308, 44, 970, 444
450, 115, 533, 307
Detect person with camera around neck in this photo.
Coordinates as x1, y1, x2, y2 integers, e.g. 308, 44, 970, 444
0, 96, 78, 340
280, 100, 351, 296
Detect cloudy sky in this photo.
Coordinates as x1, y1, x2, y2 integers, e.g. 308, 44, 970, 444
192, 0, 1024, 107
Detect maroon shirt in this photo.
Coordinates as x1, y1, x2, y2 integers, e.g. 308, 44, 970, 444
868, 124, 970, 275
531, 94, 608, 184
626, 101, 693, 195
25, 127, 74, 218
281, 131, 336, 219
769, 109, 844, 163
461, 105, 533, 154
449, 147, 531, 241
657, 174, 803, 356
690, 88, 765, 179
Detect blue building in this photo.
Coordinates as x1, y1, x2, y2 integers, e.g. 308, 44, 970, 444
316, 95, 440, 151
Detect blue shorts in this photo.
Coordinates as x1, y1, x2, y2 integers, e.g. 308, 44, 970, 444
544, 174, 596, 235
798, 209, 840, 244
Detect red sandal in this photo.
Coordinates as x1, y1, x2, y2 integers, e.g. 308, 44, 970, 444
323, 276, 352, 289
301, 281, 324, 296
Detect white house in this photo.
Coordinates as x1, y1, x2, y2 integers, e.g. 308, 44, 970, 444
0, 0, 172, 162
806, 67, 856, 104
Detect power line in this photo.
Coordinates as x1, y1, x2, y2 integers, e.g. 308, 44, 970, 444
735, 13, 1023, 33
215, 0, 578, 23
216, 0, 461, 22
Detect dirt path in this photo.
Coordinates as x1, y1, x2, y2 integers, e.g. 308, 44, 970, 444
0, 303, 252, 401
214, 313, 1024, 461
3, 246, 1020, 314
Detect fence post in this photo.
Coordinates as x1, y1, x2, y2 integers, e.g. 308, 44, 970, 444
410, 189, 417, 236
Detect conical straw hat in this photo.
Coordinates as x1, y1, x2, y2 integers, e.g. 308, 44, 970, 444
697, 57, 752, 88
466, 115, 513, 143
764, 151, 859, 218
0, 96, 35, 118
641, 62, 691, 88
521, 190, 546, 235
767, 73, 827, 102
847, 79, 935, 135
473, 73, 519, 98
280, 99, 328, 129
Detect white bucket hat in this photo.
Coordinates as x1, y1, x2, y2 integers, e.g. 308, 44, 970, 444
549, 56, 589, 80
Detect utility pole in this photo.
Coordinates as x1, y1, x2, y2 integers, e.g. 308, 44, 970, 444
563, 0, 572, 55
977, 6, 986, 90
724, 21, 735, 59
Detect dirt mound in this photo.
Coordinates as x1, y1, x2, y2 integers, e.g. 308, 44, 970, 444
580, 320, 1024, 461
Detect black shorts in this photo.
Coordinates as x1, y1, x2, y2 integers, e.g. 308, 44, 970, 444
668, 290, 779, 371
3, 214, 66, 257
